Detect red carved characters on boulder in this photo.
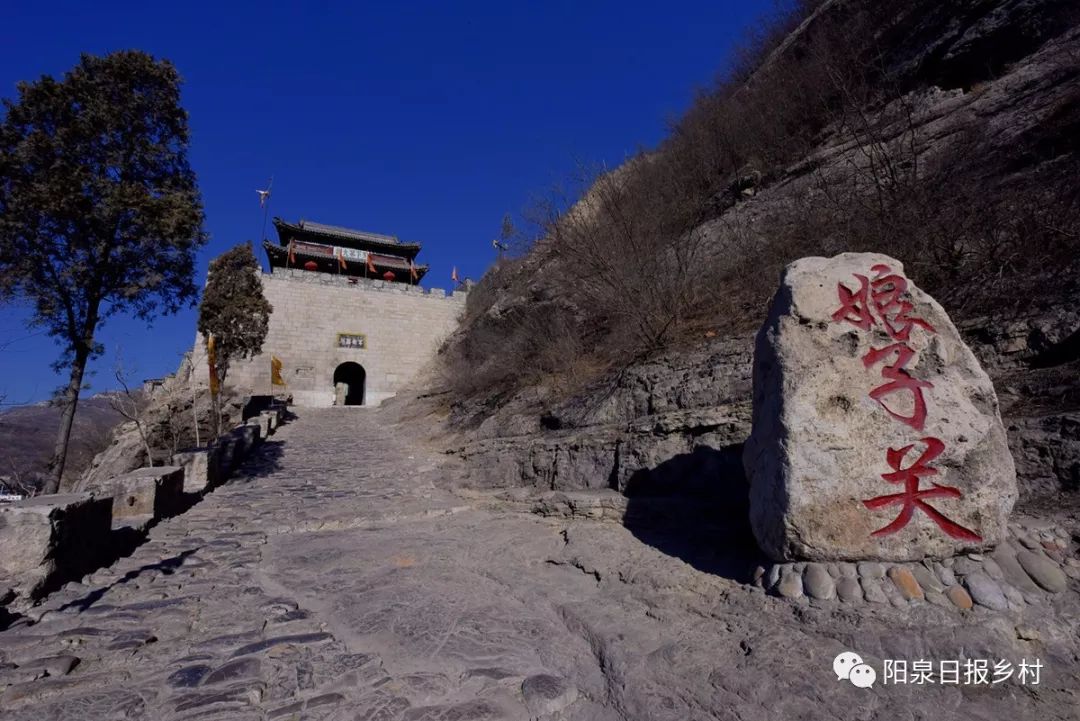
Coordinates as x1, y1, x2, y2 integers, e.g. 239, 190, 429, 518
831, 272, 876, 331
861, 342, 933, 431
831, 263, 982, 542
866, 264, 936, 340
862, 438, 982, 541
832, 264, 937, 430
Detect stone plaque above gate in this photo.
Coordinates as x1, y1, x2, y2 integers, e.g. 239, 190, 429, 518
337, 333, 366, 349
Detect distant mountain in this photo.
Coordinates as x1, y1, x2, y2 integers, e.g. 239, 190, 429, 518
0, 394, 127, 494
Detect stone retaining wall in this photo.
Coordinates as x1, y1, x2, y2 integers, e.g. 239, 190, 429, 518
0, 402, 290, 616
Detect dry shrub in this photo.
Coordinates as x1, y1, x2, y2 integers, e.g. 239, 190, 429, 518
440, 0, 1080, 409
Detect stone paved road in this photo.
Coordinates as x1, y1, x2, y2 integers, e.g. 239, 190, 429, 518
1, 408, 1078, 720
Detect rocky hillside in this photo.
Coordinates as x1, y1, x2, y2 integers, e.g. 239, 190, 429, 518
76, 352, 247, 492
416, 0, 1079, 512
0, 394, 124, 493
1, 6, 1077, 716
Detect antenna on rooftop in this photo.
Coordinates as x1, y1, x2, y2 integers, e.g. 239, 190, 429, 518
256, 176, 274, 240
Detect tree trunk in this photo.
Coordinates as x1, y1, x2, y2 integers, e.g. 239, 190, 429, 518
135, 421, 155, 469
211, 368, 225, 439
210, 390, 221, 440
191, 367, 201, 448
43, 346, 90, 495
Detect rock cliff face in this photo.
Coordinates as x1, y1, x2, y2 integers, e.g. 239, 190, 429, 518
435, 2, 1080, 518
77, 354, 244, 493
444, 308, 1077, 510
447, 336, 753, 506
382, 8, 1080, 712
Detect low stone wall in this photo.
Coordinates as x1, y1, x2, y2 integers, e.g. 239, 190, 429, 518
0, 402, 289, 616
0, 494, 113, 601
171, 446, 220, 493
96, 467, 185, 531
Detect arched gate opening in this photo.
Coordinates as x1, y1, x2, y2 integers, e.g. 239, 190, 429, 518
332, 362, 366, 406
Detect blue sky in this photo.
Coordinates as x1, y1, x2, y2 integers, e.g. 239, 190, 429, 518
1, 0, 774, 405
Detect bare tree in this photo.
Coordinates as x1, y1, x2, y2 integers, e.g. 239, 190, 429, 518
155, 389, 193, 458
2, 458, 37, 498
108, 357, 155, 468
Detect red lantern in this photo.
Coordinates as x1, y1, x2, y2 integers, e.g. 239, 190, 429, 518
383, 270, 395, 281
303, 260, 318, 271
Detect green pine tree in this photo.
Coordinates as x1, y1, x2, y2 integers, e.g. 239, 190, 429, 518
0, 51, 207, 493
197, 242, 273, 436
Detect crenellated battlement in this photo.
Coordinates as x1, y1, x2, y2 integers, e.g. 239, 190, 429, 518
268, 267, 469, 302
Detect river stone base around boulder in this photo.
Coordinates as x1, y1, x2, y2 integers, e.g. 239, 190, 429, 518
744, 253, 1017, 561
754, 519, 1074, 613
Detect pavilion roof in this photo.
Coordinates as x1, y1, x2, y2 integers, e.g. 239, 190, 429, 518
273, 217, 421, 257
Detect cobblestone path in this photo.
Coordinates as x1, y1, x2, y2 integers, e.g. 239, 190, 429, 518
1, 409, 1077, 720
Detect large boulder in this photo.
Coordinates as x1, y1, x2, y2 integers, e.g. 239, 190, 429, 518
75, 420, 148, 492
94, 466, 185, 530
171, 446, 221, 494
744, 253, 1017, 562
0, 494, 113, 602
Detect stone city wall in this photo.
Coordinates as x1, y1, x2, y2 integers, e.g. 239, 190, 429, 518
192, 269, 467, 406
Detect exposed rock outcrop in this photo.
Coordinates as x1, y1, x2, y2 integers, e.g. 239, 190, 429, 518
77, 353, 244, 493
436, 8, 1080, 518
449, 336, 752, 500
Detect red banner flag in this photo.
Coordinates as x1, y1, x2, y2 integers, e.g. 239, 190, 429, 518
367, 253, 377, 275
451, 266, 459, 283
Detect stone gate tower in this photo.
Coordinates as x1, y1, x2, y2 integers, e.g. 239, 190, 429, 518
195, 218, 466, 407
